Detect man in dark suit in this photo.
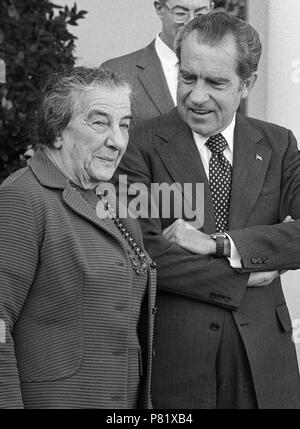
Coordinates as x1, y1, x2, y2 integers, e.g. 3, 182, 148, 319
102, 1, 214, 121
114, 11, 300, 408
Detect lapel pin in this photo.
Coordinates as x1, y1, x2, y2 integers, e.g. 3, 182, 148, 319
256, 154, 263, 161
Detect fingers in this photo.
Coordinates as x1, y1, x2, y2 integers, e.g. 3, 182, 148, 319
247, 270, 280, 287
162, 219, 184, 240
282, 215, 294, 223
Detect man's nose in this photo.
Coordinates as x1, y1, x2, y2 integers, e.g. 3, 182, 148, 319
189, 81, 210, 105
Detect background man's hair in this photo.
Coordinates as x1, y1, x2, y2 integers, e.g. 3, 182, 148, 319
36, 67, 131, 148
175, 10, 262, 81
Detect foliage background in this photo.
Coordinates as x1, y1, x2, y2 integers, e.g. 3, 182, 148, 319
0, 0, 87, 181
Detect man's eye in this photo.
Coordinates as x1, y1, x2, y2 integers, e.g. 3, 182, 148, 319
209, 81, 225, 88
180, 74, 194, 84
120, 123, 130, 130
92, 121, 106, 126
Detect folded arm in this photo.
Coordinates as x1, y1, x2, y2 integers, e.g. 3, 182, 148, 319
114, 132, 250, 310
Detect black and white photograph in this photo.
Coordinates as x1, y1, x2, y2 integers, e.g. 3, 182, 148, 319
0, 0, 300, 412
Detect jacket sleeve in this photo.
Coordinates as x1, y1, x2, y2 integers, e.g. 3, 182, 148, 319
0, 185, 39, 408
229, 129, 300, 272
114, 125, 250, 310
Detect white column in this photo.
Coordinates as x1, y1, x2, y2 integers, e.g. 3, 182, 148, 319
248, 0, 300, 367
248, 0, 300, 142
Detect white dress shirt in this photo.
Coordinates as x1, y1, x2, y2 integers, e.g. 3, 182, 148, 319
192, 115, 242, 268
155, 35, 179, 105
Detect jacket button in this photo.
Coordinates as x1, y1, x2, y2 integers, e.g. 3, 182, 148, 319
152, 349, 156, 357
210, 292, 217, 299
210, 323, 220, 332
251, 258, 257, 264
224, 296, 232, 302
150, 261, 157, 270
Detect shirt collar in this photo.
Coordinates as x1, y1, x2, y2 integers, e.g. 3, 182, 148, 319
192, 113, 236, 152
155, 34, 178, 70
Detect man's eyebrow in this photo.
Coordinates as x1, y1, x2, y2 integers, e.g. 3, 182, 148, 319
174, 5, 209, 11
206, 77, 231, 83
194, 6, 210, 11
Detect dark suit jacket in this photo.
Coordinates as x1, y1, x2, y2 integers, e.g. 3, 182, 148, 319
114, 108, 300, 409
102, 40, 175, 121
0, 150, 156, 409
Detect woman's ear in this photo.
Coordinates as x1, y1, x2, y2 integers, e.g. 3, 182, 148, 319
53, 135, 63, 150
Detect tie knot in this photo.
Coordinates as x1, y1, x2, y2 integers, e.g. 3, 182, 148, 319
206, 134, 227, 154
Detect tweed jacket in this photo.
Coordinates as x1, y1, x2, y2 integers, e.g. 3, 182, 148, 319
115, 109, 300, 408
102, 40, 174, 122
0, 150, 156, 409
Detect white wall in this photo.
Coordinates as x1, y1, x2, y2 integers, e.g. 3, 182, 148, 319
248, 0, 300, 367
56, 0, 161, 66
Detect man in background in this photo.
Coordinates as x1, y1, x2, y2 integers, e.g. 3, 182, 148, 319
102, 1, 214, 121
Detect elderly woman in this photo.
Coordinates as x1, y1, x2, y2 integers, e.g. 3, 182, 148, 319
0, 67, 156, 409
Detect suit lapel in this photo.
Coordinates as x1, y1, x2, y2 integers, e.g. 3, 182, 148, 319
228, 114, 272, 230
154, 110, 216, 233
136, 41, 175, 115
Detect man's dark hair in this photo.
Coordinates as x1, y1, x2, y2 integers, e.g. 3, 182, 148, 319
175, 10, 262, 81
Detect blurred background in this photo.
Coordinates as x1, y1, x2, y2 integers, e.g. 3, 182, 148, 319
1, 0, 300, 364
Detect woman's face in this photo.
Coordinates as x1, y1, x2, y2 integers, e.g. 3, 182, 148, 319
57, 86, 132, 189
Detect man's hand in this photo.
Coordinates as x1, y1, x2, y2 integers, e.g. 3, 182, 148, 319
163, 219, 215, 255
247, 271, 281, 287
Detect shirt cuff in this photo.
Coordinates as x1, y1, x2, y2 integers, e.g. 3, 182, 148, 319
225, 233, 242, 268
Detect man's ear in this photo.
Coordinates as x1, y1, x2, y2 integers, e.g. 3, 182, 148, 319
211, 1, 215, 10
241, 73, 257, 99
154, 1, 163, 19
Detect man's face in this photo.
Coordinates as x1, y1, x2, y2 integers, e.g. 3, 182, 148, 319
58, 86, 132, 189
155, 0, 212, 50
177, 31, 254, 137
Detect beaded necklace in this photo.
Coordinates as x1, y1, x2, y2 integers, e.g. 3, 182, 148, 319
94, 185, 156, 275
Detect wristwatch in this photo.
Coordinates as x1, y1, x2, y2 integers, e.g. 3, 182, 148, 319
210, 232, 227, 258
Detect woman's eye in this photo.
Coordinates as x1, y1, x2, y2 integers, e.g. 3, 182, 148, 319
89, 120, 108, 131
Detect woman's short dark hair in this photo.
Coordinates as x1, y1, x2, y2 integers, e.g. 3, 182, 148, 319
37, 67, 131, 148
175, 10, 262, 81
